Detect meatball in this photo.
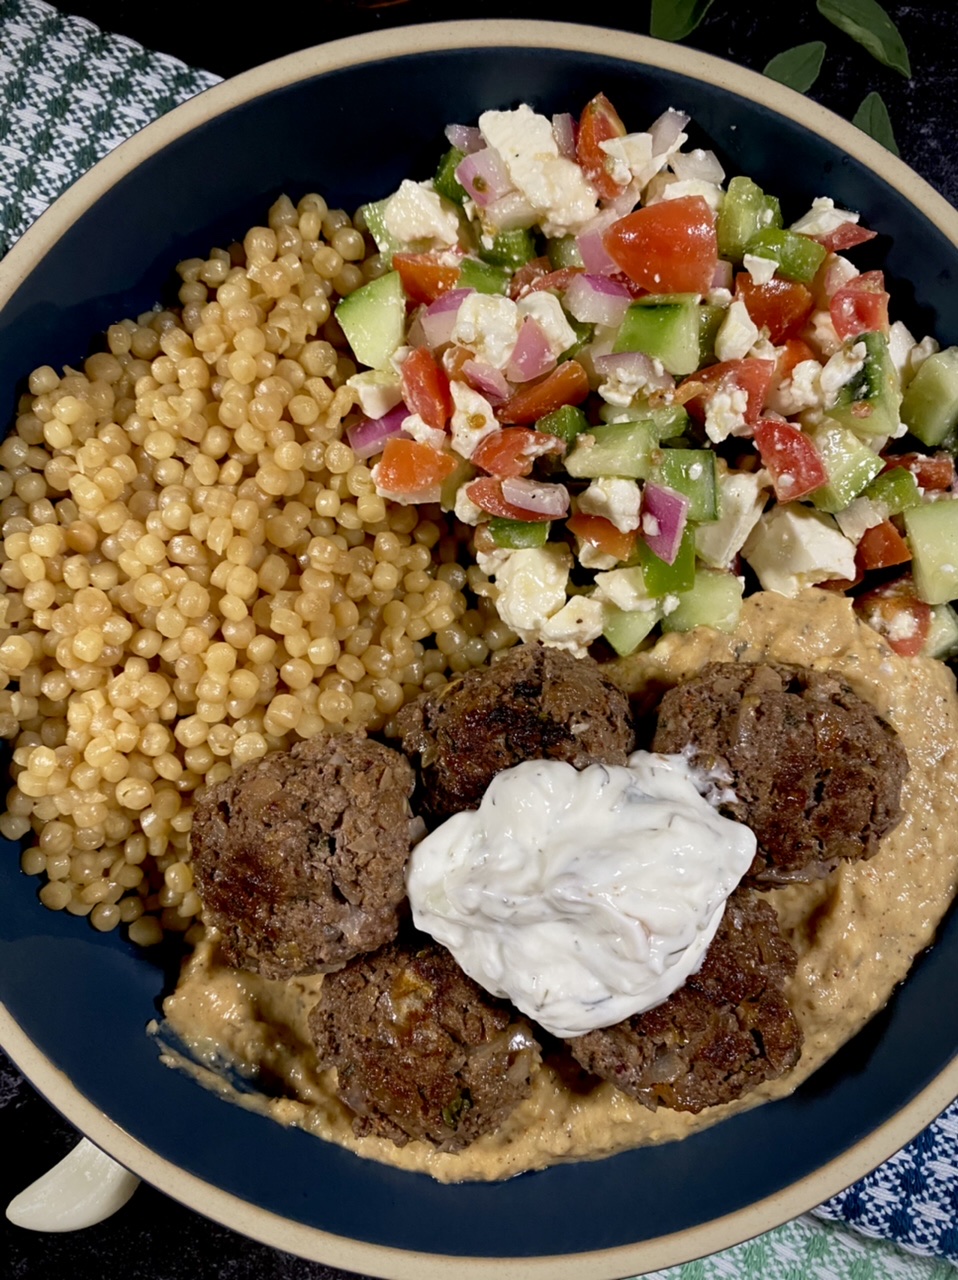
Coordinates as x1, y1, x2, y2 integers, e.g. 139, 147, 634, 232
651, 661, 908, 885
190, 734, 416, 979
568, 891, 802, 1113
309, 935, 541, 1150
396, 642, 636, 819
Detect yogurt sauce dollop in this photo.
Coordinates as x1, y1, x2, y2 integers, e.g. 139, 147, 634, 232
405, 752, 757, 1039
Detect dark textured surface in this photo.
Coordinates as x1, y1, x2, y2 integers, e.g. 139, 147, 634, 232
3, 3, 957, 1277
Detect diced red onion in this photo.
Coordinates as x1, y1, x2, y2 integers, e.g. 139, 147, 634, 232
671, 148, 725, 184
501, 476, 570, 517
641, 482, 689, 565
649, 108, 690, 156
576, 210, 620, 275
445, 123, 483, 155
711, 260, 734, 291
552, 113, 576, 159
420, 287, 473, 348
506, 317, 556, 383
346, 402, 409, 460
563, 274, 632, 327
463, 360, 512, 402
454, 147, 513, 207
593, 350, 675, 393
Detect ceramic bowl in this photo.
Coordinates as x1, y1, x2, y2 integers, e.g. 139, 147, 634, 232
2, 19, 958, 1279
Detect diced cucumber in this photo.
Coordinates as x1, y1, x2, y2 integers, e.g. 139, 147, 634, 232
536, 404, 588, 447
661, 570, 744, 633
439, 454, 475, 512
650, 448, 718, 522
636, 527, 696, 596
900, 347, 958, 447
479, 228, 538, 270
613, 294, 702, 377
829, 331, 902, 440
744, 227, 827, 284
488, 517, 550, 549
558, 316, 594, 363
565, 421, 658, 479
864, 465, 922, 514
698, 304, 725, 365
457, 258, 512, 295
922, 602, 958, 659
903, 499, 958, 604
335, 271, 405, 371
807, 421, 884, 513
716, 176, 783, 262
434, 148, 467, 205
602, 604, 660, 656
597, 403, 690, 439
547, 235, 584, 269
359, 198, 402, 257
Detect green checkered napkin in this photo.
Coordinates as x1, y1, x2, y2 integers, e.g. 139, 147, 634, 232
0, 2, 953, 1276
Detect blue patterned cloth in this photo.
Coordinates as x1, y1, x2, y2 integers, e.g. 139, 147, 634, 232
1, 1, 957, 1275
814, 1099, 958, 1264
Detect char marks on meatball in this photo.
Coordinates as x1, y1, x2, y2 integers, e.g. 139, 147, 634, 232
309, 935, 541, 1150
396, 642, 636, 819
652, 661, 908, 886
190, 734, 416, 979
569, 891, 802, 1113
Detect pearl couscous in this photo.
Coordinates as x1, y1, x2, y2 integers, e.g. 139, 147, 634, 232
0, 193, 514, 945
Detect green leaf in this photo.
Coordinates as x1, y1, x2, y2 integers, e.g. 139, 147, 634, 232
650, 0, 717, 41
763, 41, 827, 92
852, 90, 900, 155
816, 0, 911, 76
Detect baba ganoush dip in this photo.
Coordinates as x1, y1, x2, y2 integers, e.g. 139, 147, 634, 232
158, 588, 958, 1183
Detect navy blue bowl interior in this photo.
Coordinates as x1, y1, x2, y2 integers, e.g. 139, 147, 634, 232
1, 41, 957, 1261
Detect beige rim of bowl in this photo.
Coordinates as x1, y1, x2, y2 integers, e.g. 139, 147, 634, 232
2, 18, 958, 1280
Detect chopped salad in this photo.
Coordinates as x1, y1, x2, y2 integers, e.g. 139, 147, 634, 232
336, 91, 958, 662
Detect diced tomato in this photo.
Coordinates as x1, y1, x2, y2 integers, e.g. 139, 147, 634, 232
603, 197, 718, 296
465, 476, 558, 522
829, 270, 890, 340
777, 339, 818, 381
509, 258, 583, 300
400, 347, 452, 431
392, 252, 461, 306
856, 519, 912, 572
471, 427, 564, 478
577, 92, 629, 201
735, 274, 815, 344
497, 360, 590, 425
753, 420, 828, 501
882, 451, 956, 491
372, 437, 458, 502
567, 512, 636, 562
679, 358, 776, 425
811, 224, 878, 254
854, 576, 932, 657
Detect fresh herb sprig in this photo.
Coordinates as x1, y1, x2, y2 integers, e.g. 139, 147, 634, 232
649, 0, 910, 154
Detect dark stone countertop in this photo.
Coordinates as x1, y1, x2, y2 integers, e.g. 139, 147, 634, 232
3, 2, 956, 1277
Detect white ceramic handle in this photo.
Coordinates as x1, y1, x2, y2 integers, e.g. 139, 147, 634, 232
6, 1137, 140, 1231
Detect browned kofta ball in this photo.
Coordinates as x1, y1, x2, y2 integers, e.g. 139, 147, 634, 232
309, 935, 541, 1151
568, 891, 803, 1113
189, 734, 417, 979
651, 661, 908, 886
396, 641, 636, 819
